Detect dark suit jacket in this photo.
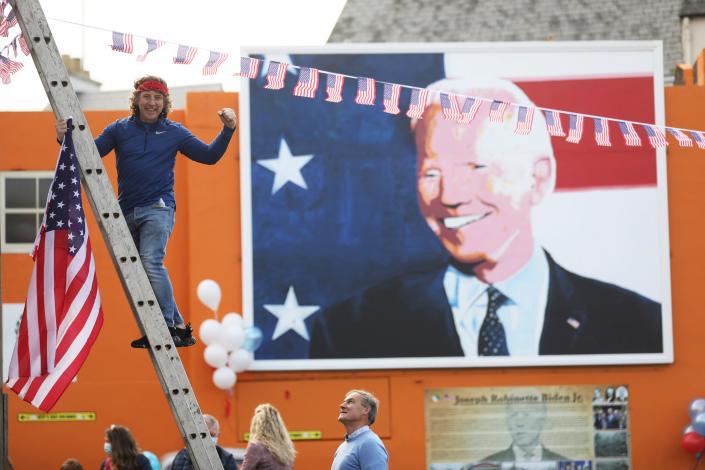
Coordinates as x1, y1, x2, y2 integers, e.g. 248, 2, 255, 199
309, 252, 662, 358
482, 444, 568, 462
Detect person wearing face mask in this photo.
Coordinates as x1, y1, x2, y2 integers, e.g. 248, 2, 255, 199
170, 414, 237, 470
100, 425, 151, 470
54, 75, 237, 350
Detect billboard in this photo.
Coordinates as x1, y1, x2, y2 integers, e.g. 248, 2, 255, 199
240, 42, 673, 370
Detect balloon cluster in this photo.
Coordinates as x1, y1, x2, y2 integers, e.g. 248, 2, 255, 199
196, 280, 263, 391
682, 398, 705, 454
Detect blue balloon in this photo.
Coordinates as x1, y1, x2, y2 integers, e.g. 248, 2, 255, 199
242, 326, 263, 352
693, 412, 705, 437
690, 399, 705, 419
143, 451, 160, 470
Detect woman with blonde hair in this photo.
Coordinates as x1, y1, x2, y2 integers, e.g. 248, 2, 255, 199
241, 403, 296, 469
99, 425, 151, 470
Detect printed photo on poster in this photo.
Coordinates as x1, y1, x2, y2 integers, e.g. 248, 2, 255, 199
239, 43, 673, 370
424, 385, 632, 470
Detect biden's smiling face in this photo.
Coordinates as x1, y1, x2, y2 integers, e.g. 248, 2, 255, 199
415, 107, 536, 268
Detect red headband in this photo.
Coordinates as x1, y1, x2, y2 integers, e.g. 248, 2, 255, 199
137, 80, 169, 95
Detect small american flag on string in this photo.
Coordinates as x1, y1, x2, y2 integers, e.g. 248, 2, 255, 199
0, 53, 22, 84
137, 38, 165, 62
440, 93, 461, 121
644, 125, 668, 148
6, 120, 104, 412
355, 77, 376, 105
543, 110, 565, 137
264, 62, 288, 90
666, 127, 693, 147
406, 88, 428, 119
566, 114, 584, 143
237, 56, 261, 79
203, 51, 228, 76
383, 83, 401, 115
18, 34, 30, 56
513, 106, 535, 135
0, 9, 16, 37
617, 121, 641, 147
593, 118, 611, 147
293, 67, 319, 99
690, 131, 705, 149
458, 96, 482, 124
325, 73, 344, 103
489, 100, 508, 123
110, 32, 134, 54
173, 45, 197, 65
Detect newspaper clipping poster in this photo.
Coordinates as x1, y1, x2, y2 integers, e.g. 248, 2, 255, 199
425, 385, 631, 470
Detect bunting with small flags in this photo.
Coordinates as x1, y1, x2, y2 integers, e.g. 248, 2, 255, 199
440, 92, 461, 121
136, 38, 164, 62
489, 100, 508, 123
325, 73, 344, 103
691, 132, 705, 149
618, 121, 641, 147
355, 77, 376, 105
567, 114, 584, 144
406, 88, 428, 119
383, 83, 401, 115
458, 96, 482, 124
203, 51, 228, 76
594, 118, 611, 147
293, 67, 319, 99
3, 22, 703, 153
264, 61, 288, 90
110, 32, 133, 54
173, 44, 197, 65
644, 125, 668, 148
514, 106, 534, 135
237, 56, 261, 79
544, 110, 565, 137
667, 128, 693, 147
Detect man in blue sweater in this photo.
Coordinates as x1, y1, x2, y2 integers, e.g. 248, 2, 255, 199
332, 389, 388, 470
55, 75, 236, 348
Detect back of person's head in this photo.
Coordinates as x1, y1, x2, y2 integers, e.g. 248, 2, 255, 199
106, 424, 141, 470
203, 414, 220, 437
249, 403, 296, 466
347, 389, 380, 425
60, 459, 83, 470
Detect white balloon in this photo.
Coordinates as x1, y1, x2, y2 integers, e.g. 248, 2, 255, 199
197, 279, 222, 312
199, 319, 223, 345
221, 312, 244, 330
218, 326, 245, 352
203, 344, 228, 368
227, 349, 254, 373
212, 367, 236, 390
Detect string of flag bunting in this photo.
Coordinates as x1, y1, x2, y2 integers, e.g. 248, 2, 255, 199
1, 3, 704, 150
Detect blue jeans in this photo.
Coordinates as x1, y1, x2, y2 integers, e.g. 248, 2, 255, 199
124, 204, 183, 327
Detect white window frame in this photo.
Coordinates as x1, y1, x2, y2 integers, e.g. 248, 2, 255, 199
0, 171, 54, 254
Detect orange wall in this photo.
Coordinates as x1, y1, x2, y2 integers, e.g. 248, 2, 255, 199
2, 88, 705, 469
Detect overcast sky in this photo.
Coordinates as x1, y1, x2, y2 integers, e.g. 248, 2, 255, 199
0, 0, 347, 110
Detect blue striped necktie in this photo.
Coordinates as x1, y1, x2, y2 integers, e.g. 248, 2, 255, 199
478, 286, 509, 356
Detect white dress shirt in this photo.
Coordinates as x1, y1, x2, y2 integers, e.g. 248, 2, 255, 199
443, 243, 549, 356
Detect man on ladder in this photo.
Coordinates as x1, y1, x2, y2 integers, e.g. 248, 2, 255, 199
55, 75, 237, 349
